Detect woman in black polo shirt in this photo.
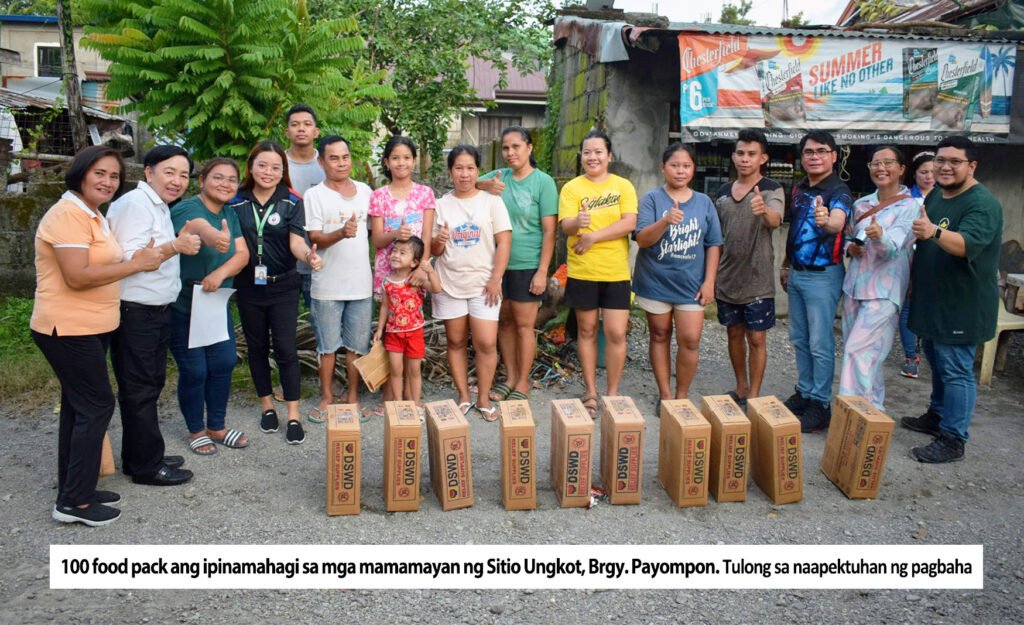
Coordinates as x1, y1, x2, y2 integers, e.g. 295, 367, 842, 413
230, 141, 322, 445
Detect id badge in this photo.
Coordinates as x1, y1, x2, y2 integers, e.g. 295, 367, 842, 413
254, 264, 268, 285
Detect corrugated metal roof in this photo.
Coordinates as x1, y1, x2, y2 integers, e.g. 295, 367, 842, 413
884, 0, 998, 23
658, 20, 1005, 42
0, 14, 57, 24
0, 82, 126, 121
468, 57, 546, 102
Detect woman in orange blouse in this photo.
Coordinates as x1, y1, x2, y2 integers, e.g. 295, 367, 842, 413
31, 146, 163, 527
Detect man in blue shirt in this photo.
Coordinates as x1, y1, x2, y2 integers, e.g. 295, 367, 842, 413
781, 130, 852, 432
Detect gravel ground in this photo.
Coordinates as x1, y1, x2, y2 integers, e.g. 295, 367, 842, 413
2, 320, 1023, 624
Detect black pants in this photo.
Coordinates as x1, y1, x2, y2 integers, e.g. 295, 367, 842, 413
33, 329, 115, 507
110, 302, 169, 477
237, 289, 301, 401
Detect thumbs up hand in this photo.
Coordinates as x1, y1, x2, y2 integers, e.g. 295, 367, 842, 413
911, 203, 936, 240
664, 199, 685, 225
134, 237, 163, 271
436, 221, 450, 246
864, 215, 883, 241
577, 200, 591, 229
396, 216, 412, 241
487, 170, 506, 196
213, 219, 232, 253
750, 185, 766, 216
307, 244, 323, 272
343, 212, 359, 239
813, 195, 829, 227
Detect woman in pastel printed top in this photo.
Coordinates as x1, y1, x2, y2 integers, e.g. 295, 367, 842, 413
839, 146, 920, 410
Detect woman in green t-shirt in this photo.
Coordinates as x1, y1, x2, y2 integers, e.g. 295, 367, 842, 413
478, 127, 559, 403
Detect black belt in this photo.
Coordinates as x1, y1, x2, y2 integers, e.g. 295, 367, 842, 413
791, 264, 828, 272
267, 269, 297, 284
121, 300, 171, 312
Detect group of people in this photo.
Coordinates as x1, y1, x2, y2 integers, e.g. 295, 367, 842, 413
31, 98, 1003, 527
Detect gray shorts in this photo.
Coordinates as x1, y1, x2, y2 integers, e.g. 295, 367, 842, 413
310, 297, 373, 355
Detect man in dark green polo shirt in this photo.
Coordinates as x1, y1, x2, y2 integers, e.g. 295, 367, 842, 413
902, 136, 1003, 463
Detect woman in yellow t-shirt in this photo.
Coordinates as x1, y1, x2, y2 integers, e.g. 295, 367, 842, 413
558, 130, 638, 416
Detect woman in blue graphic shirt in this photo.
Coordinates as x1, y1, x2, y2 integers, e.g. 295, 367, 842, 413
634, 143, 722, 402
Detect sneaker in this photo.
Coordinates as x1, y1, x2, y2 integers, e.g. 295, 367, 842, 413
783, 392, 811, 417
900, 356, 921, 379
131, 464, 194, 486
799, 401, 831, 433
260, 409, 280, 433
911, 433, 965, 464
286, 419, 305, 445
900, 409, 941, 435
52, 502, 120, 527
95, 490, 121, 505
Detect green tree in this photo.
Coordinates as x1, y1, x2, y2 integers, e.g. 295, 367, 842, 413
0, 0, 59, 14
310, 0, 554, 171
781, 11, 808, 28
720, 0, 755, 26
78, 0, 393, 161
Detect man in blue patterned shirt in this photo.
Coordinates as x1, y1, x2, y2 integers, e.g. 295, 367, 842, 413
780, 130, 852, 432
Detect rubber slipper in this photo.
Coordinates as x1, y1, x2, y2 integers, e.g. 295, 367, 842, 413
580, 394, 598, 418
458, 402, 475, 417
488, 383, 512, 402
307, 406, 326, 424
211, 428, 248, 449
188, 435, 218, 456
478, 405, 500, 422
506, 390, 529, 402
360, 404, 385, 423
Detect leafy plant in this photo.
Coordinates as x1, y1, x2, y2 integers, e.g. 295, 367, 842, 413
720, 0, 756, 26
79, 0, 393, 162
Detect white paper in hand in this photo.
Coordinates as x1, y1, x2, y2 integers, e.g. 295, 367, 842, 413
188, 285, 236, 348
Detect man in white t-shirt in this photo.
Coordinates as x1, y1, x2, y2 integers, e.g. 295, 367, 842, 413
304, 136, 373, 420
284, 103, 325, 309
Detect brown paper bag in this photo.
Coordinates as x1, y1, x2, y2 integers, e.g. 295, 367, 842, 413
353, 340, 390, 392
99, 432, 115, 477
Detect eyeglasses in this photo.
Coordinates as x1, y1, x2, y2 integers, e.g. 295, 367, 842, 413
208, 174, 239, 185
933, 157, 970, 168
867, 159, 900, 169
253, 162, 283, 173
802, 148, 833, 158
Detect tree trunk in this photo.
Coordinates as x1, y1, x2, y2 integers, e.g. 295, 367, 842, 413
56, 0, 89, 153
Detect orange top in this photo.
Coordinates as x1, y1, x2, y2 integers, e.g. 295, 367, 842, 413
31, 194, 124, 336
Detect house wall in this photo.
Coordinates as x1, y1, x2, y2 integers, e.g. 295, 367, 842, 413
0, 22, 108, 79
976, 145, 1024, 249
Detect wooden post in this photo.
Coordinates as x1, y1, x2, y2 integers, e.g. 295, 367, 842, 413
56, 0, 89, 153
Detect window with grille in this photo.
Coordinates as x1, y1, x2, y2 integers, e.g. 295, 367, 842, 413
36, 46, 62, 78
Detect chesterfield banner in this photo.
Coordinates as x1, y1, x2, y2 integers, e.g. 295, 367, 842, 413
678, 33, 1017, 144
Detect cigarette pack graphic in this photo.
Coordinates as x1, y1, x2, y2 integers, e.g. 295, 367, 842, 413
932, 52, 983, 131
755, 57, 806, 128
902, 48, 938, 120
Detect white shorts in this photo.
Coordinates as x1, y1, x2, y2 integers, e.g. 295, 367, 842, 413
432, 290, 501, 321
634, 294, 704, 315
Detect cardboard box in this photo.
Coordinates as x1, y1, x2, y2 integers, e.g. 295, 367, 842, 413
658, 399, 711, 508
326, 404, 361, 516
599, 396, 645, 505
550, 399, 594, 508
424, 400, 474, 511
701, 395, 751, 503
383, 401, 422, 512
822, 396, 895, 499
746, 396, 802, 505
498, 399, 536, 510
99, 432, 115, 477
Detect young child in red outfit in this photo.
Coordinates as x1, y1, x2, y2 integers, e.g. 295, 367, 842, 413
373, 236, 441, 416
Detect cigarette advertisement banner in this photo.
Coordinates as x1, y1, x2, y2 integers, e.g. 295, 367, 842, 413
678, 34, 1016, 144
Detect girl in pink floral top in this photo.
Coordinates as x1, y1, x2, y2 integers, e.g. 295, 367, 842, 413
369, 136, 436, 298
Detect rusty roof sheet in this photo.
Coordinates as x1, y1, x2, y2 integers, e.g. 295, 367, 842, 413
468, 56, 546, 102
553, 16, 631, 62
0, 86, 126, 121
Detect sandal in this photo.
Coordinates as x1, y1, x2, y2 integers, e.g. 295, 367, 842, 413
478, 404, 500, 422
506, 390, 530, 402
580, 394, 598, 419
488, 382, 512, 402
307, 406, 326, 424
188, 435, 218, 456
360, 404, 385, 423
458, 401, 475, 416
210, 428, 248, 449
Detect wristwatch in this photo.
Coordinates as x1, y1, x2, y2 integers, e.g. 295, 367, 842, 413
933, 226, 942, 240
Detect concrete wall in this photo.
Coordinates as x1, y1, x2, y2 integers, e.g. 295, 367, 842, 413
549, 44, 608, 187
0, 23, 109, 79
975, 144, 1024, 248
0, 180, 63, 295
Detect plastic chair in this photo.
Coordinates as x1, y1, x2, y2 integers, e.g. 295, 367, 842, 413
979, 306, 1024, 385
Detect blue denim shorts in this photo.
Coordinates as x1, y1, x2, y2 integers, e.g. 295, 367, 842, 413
717, 297, 776, 331
310, 297, 373, 355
